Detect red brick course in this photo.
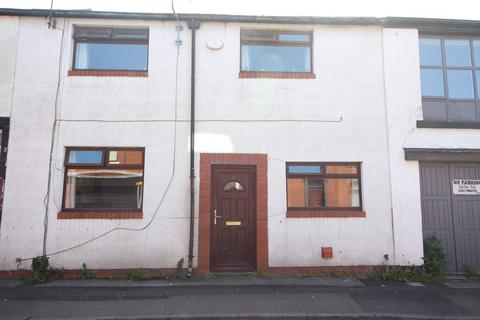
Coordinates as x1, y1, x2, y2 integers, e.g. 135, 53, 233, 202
239, 71, 316, 79
0, 268, 181, 280
198, 153, 268, 274
0, 265, 382, 280
57, 211, 143, 219
261, 265, 381, 278
68, 70, 148, 77
286, 210, 366, 218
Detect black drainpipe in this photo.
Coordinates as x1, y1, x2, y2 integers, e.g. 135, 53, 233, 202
187, 19, 200, 278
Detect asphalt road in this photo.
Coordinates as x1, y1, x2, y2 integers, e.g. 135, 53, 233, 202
0, 278, 479, 319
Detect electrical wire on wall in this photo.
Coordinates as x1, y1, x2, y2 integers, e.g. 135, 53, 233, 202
56, 118, 343, 123
42, 16, 65, 256
25, 4, 184, 262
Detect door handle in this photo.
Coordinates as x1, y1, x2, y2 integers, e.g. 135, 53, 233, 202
214, 209, 222, 225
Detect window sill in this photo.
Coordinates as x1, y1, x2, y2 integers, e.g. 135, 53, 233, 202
58, 211, 143, 219
286, 210, 366, 218
68, 70, 148, 77
239, 71, 315, 79
417, 120, 480, 129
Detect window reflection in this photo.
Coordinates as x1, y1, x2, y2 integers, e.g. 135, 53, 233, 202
421, 69, 445, 97
75, 43, 148, 71
241, 45, 311, 72
447, 70, 474, 99
419, 38, 442, 66
108, 150, 143, 165
68, 150, 103, 165
240, 29, 312, 73
445, 40, 471, 67
64, 169, 143, 209
287, 178, 359, 208
288, 165, 321, 174
474, 41, 480, 68
287, 163, 361, 209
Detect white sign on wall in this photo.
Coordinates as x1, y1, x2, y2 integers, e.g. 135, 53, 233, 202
452, 179, 480, 195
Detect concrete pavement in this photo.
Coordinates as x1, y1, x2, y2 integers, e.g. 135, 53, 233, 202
1, 276, 480, 319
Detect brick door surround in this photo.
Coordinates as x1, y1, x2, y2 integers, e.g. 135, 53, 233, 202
197, 153, 268, 274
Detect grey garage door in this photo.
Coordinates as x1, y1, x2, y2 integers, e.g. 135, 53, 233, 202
420, 162, 480, 273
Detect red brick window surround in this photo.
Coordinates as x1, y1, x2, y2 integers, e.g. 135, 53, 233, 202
58, 211, 143, 219
286, 210, 366, 218
68, 70, 148, 77
198, 153, 268, 274
239, 71, 315, 79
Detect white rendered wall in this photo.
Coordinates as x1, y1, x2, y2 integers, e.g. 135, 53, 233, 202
195, 23, 395, 267
382, 28, 424, 266
0, 18, 425, 270
1, 17, 66, 269
0, 17, 194, 270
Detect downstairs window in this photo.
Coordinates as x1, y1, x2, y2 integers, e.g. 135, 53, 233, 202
286, 162, 362, 210
63, 148, 144, 211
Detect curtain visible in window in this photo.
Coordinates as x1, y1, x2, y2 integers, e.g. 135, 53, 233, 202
65, 169, 143, 210
76, 44, 89, 69
242, 45, 250, 71
304, 48, 310, 71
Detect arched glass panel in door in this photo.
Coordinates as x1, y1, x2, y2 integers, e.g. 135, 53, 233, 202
223, 180, 244, 191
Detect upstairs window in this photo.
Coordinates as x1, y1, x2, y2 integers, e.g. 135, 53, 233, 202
286, 163, 361, 210
73, 26, 149, 71
419, 37, 480, 122
240, 29, 312, 73
63, 148, 144, 211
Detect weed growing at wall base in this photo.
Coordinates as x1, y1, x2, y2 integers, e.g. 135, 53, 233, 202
79, 263, 93, 279
465, 266, 480, 281
166, 258, 185, 280
423, 235, 446, 278
378, 235, 446, 283
24, 256, 64, 284
126, 269, 148, 281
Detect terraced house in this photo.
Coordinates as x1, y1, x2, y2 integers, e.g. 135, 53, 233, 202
0, 8, 479, 276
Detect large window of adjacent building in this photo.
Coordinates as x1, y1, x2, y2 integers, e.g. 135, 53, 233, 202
240, 29, 312, 73
63, 148, 144, 211
73, 26, 149, 71
286, 163, 361, 210
419, 37, 480, 121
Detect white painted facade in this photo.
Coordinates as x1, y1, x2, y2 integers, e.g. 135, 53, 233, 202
0, 13, 473, 272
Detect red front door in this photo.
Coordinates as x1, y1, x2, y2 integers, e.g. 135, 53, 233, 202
211, 165, 256, 272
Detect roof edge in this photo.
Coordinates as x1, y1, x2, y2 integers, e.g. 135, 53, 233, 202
0, 8, 385, 25
0, 8, 479, 30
